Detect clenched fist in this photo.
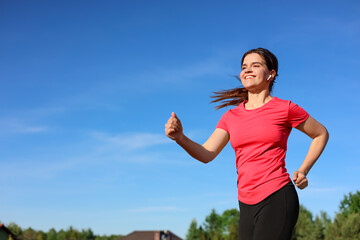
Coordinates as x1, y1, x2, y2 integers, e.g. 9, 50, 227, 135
165, 112, 184, 141
293, 171, 308, 189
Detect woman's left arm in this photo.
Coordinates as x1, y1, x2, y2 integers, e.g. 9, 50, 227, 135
293, 116, 330, 189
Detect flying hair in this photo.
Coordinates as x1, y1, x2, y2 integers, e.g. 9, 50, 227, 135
211, 48, 278, 110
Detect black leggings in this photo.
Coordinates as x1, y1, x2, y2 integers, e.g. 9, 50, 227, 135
238, 182, 299, 240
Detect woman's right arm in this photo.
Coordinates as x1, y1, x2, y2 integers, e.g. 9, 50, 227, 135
165, 112, 230, 163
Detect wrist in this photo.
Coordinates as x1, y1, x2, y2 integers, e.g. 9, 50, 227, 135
175, 133, 186, 144
297, 169, 308, 176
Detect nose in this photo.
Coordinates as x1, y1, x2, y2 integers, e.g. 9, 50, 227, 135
241, 68, 252, 76
241, 68, 251, 79
242, 65, 253, 72
245, 66, 253, 73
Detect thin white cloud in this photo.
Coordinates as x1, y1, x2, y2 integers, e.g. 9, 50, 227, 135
297, 186, 347, 199
0, 155, 87, 180
0, 130, 186, 182
94, 53, 234, 97
152, 59, 229, 84
306, 187, 342, 193
0, 118, 48, 135
20, 126, 48, 133
91, 131, 172, 150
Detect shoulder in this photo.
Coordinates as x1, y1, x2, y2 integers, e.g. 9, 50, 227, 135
217, 104, 242, 124
273, 96, 291, 105
221, 104, 240, 115
272, 97, 301, 109
268, 97, 292, 111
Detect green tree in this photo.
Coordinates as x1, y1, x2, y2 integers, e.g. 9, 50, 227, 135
197, 226, 206, 240
66, 226, 80, 240
81, 229, 95, 240
186, 219, 200, 240
324, 190, 360, 240
292, 205, 314, 240
203, 209, 223, 240
37, 231, 46, 240
339, 190, 360, 217
220, 209, 239, 240
325, 212, 360, 240
186, 208, 240, 240
226, 220, 238, 240
46, 228, 57, 240
7, 222, 23, 239
312, 215, 324, 240
95, 235, 105, 240
22, 228, 38, 240
56, 230, 66, 240
94, 234, 122, 240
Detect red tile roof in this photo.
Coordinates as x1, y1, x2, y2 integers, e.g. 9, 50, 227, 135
0, 224, 19, 240
121, 230, 182, 240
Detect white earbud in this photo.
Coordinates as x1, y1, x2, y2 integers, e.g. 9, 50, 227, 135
267, 75, 272, 80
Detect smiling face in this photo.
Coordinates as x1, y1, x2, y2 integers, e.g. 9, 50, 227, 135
240, 53, 275, 93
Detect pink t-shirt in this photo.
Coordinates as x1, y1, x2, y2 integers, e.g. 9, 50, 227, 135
216, 97, 309, 205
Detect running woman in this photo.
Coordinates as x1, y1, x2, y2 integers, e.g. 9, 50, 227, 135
164, 48, 329, 240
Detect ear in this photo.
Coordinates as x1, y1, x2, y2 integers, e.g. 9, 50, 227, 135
268, 70, 276, 81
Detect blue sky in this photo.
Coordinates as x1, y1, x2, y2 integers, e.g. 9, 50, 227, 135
1, 0, 360, 238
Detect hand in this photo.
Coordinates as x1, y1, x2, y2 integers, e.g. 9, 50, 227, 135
293, 171, 308, 189
165, 112, 184, 141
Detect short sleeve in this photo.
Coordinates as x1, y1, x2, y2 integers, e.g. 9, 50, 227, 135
288, 101, 310, 128
216, 112, 229, 133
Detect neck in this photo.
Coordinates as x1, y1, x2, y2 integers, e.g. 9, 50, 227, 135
245, 90, 273, 109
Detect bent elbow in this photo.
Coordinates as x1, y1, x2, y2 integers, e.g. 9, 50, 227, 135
199, 156, 214, 164
314, 125, 329, 142
202, 159, 213, 164
323, 127, 330, 143
198, 153, 216, 164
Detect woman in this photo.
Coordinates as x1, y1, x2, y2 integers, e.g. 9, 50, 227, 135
164, 48, 329, 240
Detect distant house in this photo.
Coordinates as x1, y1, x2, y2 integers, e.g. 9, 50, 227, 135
121, 230, 182, 240
0, 224, 18, 240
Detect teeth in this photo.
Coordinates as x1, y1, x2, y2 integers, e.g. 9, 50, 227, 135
245, 76, 254, 79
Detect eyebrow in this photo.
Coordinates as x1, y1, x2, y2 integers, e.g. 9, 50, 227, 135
242, 61, 266, 67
